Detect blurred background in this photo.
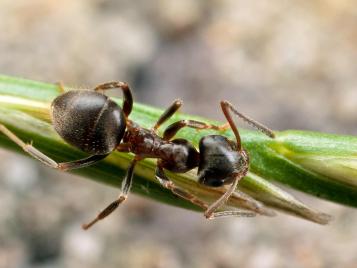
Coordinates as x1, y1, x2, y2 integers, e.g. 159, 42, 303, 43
1, 0, 357, 267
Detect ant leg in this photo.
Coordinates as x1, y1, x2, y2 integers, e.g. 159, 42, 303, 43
94, 81, 133, 117
55, 82, 65, 93
116, 143, 131, 152
152, 99, 183, 132
82, 157, 139, 230
203, 174, 255, 219
156, 166, 255, 218
221, 101, 275, 139
0, 124, 109, 170
209, 210, 256, 218
163, 120, 223, 141
57, 154, 109, 170
155, 165, 208, 210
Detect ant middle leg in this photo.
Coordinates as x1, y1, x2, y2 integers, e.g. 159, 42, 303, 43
94, 81, 133, 117
155, 164, 208, 210
82, 156, 140, 230
152, 99, 183, 132
163, 120, 224, 141
0, 124, 109, 171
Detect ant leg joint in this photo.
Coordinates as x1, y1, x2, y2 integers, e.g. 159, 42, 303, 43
118, 195, 127, 202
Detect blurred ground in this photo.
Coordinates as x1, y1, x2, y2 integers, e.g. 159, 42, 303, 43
0, 1, 357, 267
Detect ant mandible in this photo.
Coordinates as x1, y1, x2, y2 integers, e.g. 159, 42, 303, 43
0, 81, 275, 230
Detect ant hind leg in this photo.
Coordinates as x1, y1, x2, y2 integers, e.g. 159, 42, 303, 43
94, 81, 133, 117
0, 124, 108, 171
55, 82, 66, 93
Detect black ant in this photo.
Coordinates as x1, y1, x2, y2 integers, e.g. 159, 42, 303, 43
0, 81, 275, 230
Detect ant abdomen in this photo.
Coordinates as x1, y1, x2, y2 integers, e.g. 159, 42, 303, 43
51, 90, 126, 154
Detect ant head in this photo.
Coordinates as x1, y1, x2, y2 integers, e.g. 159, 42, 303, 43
197, 135, 249, 187
51, 90, 126, 154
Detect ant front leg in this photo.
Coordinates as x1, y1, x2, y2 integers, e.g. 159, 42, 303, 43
0, 124, 109, 171
94, 81, 133, 117
82, 156, 140, 230
203, 174, 255, 219
220, 101, 275, 139
155, 165, 255, 218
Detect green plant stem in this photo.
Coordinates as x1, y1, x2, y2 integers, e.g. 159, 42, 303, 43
1, 75, 356, 224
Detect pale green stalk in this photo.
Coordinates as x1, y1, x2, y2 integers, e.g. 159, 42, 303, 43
1, 75, 356, 224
